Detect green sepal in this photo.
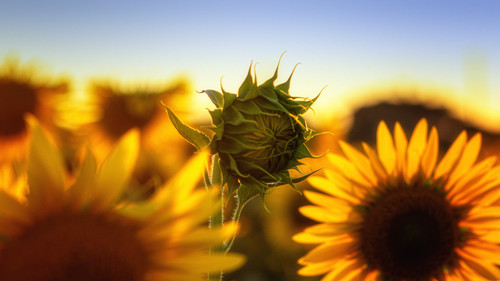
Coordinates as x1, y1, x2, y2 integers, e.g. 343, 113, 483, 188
222, 123, 264, 135
165, 107, 210, 151
223, 91, 237, 110
238, 63, 254, 96
303, 129, 331, 141
259, 88, 290, 113
269, 168, 321, 189
261, 64, 279, 88
238, 159, 279, 181
211, 154, 222, 186
203, 90, 223, 107
208, 108, 223, 125
235, 100, 279, 117
218, 135, 269, 154
295, 143, 315, 160
285, 158, 304, 170
226, 174, 240, 202
291, 168, 321, 184
225, 154, 248, 178
275, 63, 299, 94
237, 178, 268, 207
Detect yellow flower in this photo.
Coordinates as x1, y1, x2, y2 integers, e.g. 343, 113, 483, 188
0, 118, 244, 281
0, 57, 67, 164
80, 78, 195, 196
85, 78, 191, 149
295, 119, 500, 280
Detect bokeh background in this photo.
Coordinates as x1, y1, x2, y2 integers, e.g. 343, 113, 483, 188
1, 1, 499, 280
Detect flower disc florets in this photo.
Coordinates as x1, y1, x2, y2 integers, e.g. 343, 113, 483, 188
203, 62, 321, 200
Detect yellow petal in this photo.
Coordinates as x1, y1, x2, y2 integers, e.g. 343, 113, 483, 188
407, 119, 428, 180
458, 250, 500, 280
434, 131, 467, 180
362, 142, 386, 180
452, 165, 500, 205
293, 232, 332, 244
394, 122, 408, 175
478, 229, 500, 244
303, 190, 352, 212
26, 117, 65, 211
320, 258, 362, 281
176, 223, 238, 247
446, 156, 496, 202
462, 241, 500, 264
466, 206, 500, 220
339, 141, 377, 185
301, 238, 356, 263
166, 253, 245, 273
421, 126, 438, 179
298, 260, 335, 276
0, 190, 30, 223
377, 121, 396, 175
299, 205, 360, 223
327, 154, 371, 189
308, 175, 360, 205
305, 223, 360, 237
66, 148, 97, 209
446, 133, 482, 189
94, 129, 139, 210
154, 149, 208, 203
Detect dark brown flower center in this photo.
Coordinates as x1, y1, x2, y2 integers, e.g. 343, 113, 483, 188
0, 214, 147, 281
100, 95, 157, 140
361, 185, 458, 281
0, 79, 37, 137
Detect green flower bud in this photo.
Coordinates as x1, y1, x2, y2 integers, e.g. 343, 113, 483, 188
167, 58, 322, 204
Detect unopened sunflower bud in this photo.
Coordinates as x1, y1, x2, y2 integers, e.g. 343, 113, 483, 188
167, 58, 322, 204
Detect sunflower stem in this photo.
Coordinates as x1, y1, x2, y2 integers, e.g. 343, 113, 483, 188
208, 155, 224, 281
224, 196, 244, 253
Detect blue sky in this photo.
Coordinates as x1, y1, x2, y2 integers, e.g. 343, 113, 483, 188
1, 1, 499, 127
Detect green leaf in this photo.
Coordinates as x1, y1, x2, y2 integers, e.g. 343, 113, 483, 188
165, 107, 210, 151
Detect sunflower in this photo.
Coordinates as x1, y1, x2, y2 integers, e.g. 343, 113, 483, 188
0, 57, 67, 164
79, 78, 195, 196
85, 78, 192, 150
295, 119, 500, 281
0, 118, 244, 281
167, 57, 321, 205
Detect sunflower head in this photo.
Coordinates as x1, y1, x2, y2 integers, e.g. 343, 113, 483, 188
0, 117, 244, 281
295, 119, 500, 281
167, 57, 321, 203
0, 57, 68, 163
90, 78, 190, 142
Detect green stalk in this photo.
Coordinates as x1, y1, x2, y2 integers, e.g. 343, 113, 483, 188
224, 196, 243, 253
208, 155, 224, 281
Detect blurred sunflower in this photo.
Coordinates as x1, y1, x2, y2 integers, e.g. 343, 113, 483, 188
78, 78, 196, 197
0, 118, 244, 281
295, 119, 500, 280
85, 77, 191, 150
0, 57, 68, 164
